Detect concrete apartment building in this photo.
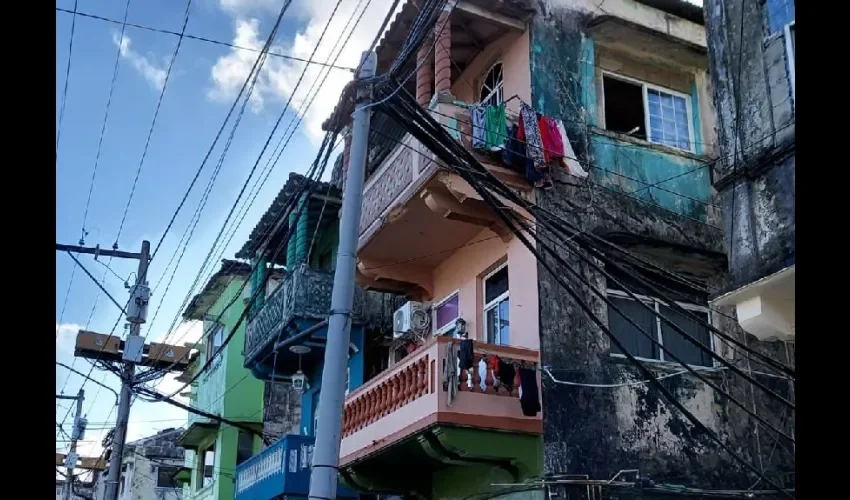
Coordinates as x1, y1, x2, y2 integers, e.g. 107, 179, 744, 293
229, 0, 793, 498
90, 427, 185, 500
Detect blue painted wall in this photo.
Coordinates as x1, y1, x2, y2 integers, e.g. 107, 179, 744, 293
299, 324, 365, 437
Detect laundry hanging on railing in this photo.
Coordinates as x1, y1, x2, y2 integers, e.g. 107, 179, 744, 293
471, 103, 508, 152
464, 96, 587, 188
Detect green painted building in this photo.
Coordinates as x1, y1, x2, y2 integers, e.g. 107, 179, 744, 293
178, 260, 266, 500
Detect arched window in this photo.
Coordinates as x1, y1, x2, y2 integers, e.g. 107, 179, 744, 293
479, 61, 504, 107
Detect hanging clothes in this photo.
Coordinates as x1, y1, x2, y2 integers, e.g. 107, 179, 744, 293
458, 338, 475, 371
542, 116, 565, 160
519, 104, 546, 169
497, 359, 516, 390
536, 114, 552, 165
518, 367, 541, 416
501, 124, 527, 174
485, 103, 508, 151
447, 117, 462, 142
470, 106, 487, 150
442, 341, 458, 407
555, 119, 589, 179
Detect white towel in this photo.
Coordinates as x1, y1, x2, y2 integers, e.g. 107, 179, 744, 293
556, 119, 589, 179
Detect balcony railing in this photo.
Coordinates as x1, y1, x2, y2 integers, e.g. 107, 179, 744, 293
234, 434, 357, 500
244, 264, 368, 364
359, 102, 529, 242
339, 336, 541, 466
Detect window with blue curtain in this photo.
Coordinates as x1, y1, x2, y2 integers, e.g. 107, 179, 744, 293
647, 89, 691, 151
766, 0, 795, 34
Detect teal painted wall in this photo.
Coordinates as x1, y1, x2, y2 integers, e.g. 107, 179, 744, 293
531, 21, 711, 221
589, 134, 711, 220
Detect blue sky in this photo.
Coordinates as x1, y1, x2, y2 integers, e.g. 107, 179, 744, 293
55, 0, 399, 468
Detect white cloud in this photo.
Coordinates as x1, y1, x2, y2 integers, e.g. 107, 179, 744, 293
113, 33, 169, 91
56, 323, 84, 359
207, 0, 403, 141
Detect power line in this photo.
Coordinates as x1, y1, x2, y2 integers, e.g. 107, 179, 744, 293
54, 7, 356, 72
56, 263, 78, 339
80, 0, 132, 246
64, 252, 127, 315
150, 0, 294, 260
56, 0, 79, 162
367, 125, 793, 380
113, 0, 195, 248
150, 0, 346, 346
377, 88, 793, 496
144, 0, 371, 366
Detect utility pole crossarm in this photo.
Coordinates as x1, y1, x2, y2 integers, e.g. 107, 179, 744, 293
55, 243, 143, 261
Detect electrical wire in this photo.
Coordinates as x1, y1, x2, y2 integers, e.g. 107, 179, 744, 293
56, 0, 79, 162
375, 88, 793, 497
143, 0, 373, 370
143, 131, 339, 391
148, 0, 346, 344
366, 121, 791, 378
56, 263, 78, 339
113, 0, 195, 248
151, 0, 295, 260
54, 6, 356, 72
80, 0, 132, 246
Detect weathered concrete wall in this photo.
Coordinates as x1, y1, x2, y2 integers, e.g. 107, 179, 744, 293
704, 0, 795, 288
262, 381, 301, 443
529, 2, 794, 493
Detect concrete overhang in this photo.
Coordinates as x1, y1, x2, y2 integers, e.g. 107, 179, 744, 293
713, 265, 795, 342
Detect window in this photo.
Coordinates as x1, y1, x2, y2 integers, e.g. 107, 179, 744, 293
607, 290, 713, 367
483, 264, 510, 345
479, 61, 504, 107
205, 325, 224, 362
236, 431, 254, 466
602, 73, 694, 152
155, 466, 178, 488
197, 443, 215, 490
766, 0, 795, 34
433, 292, 460, 335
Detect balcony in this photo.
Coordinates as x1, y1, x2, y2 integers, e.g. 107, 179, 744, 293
234, 434, 357, 500
357, 102, 531, 299
588, 128, 715, 222
338, 336, 542, 497
244, 263, 368, 379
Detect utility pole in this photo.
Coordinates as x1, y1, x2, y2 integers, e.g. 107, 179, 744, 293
308, 50, 376, 500
104, 240, 150, 500
59, 389, 85, 500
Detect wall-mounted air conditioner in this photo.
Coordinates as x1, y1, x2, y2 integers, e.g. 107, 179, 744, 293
393, 301, 430, 339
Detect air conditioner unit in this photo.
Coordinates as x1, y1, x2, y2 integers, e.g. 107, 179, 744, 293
393, 301, 430, 339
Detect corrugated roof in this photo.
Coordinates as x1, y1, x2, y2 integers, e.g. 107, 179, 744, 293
235, 172, 340, 261
183, 259, 253, 321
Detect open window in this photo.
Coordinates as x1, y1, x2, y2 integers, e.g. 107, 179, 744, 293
197, 443, 215, 490
236, 430, 254, 466
154, 465, 178, 488
480, 61, 504, 107
602, 73, 694, 152
483, 264, 510, 345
